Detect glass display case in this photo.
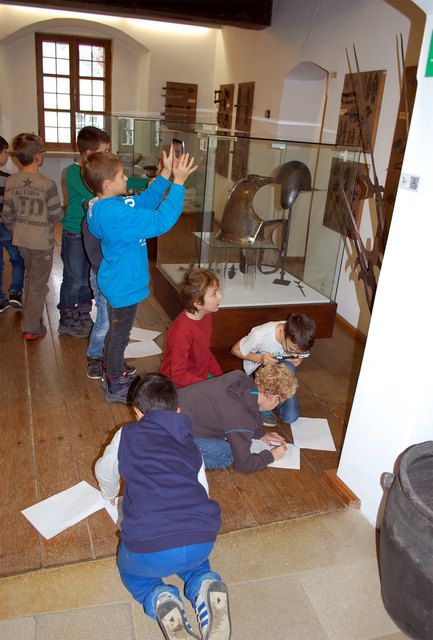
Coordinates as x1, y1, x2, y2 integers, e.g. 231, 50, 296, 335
106, 117, 361, 357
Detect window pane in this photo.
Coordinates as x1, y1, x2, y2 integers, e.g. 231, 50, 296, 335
57, 93, 70, 110
57, 77, 70, 94
93, 61, 105, 78
42, 57, 56, 74
80, 95, 92, 111
80, 79, 92, 95
44, 93, 57, 109
92, 80, 104, 96
58, 112, 71, 127
57, 58, 69, 76
42, 42, 55, 57
92, 46, 105, 62
43, 76, 56, 92
44, 111, 58, 127
79, 60, 92, 77
58, 128, 71, 143
56, 42, 69, 59
45, 127, 58, 142
93, 96, 104, 111
79, 45, 92, 60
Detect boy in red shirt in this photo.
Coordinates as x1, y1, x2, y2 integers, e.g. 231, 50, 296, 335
160, 269, 223, 388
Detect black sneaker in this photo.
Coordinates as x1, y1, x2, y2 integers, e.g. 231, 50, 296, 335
58, 309, 90, 338
8, 291, 22, 308
22, 324, 47, 340
105, 371, 139, 405
0, 298, 10, 313
262, 412, 277, 427
86, 356, 103, 379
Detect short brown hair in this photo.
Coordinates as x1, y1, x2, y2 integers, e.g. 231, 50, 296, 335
255, 363, 298, 401
82, 151, 122, 195
179, 268, 219, 314
284, 314, 316, 352
77, 126, 110, 155
12, 133, 43, 166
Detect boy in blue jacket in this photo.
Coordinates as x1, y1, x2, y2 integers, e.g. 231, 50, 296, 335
84, 147, 196, 404
95, 373, 231, 640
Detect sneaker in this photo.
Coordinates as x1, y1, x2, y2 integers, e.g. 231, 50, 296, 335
77, 301, 93, 330
156, 592, 199, 640
0, 298, 10, 313
8, 291, 22, 308
262, 412, 277, 427
58, 309, 90, 338
22, 324, 47, 340
101, 362, 136, 389
86, 356, 103, 379
105, 371, 139, 405
195, 580, 231, 640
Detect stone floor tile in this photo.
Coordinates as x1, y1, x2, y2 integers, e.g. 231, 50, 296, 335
1, 557, 127, 619
228, 576, 328, 640
35, 603, 135, 640
0, 616, 35, 639
211, 514, 345, 584
320, 508, 379, 564
371, 633, 411, 640
300, 560, 400, 640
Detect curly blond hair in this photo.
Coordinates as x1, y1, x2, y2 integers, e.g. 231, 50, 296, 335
254, 363, 298, 401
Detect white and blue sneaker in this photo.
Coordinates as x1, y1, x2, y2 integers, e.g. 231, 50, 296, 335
156, 592, 199, 640
195, 580, 231, 639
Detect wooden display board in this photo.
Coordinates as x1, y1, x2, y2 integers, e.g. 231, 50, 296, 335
323, 158, 368, 235
215, 83, 234, 178
231, 81, 255, 181
336, 70, 386, 152
163, 81, 197, 131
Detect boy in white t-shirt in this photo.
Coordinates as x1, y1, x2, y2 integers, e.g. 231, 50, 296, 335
231, 314, 316, 425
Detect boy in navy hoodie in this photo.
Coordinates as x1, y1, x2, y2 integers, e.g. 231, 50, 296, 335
95, 373, 231, 640
84, 147, 196, 404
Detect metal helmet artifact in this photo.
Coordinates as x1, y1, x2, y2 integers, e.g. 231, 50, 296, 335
215, 174, 276, 245
275, 161, 312, 209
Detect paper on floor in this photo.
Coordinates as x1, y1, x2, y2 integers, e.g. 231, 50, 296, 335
21, 481, 106, 540
250, 439, 301, 469
291, 417, 336, 451
124, 327, 162, 358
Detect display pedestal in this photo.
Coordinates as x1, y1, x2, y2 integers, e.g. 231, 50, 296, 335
154, 265, 337, 370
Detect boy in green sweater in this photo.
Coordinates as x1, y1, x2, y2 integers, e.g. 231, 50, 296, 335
58, 126, 149, 338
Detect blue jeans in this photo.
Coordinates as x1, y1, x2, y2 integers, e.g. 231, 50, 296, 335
0, 221, 24, 298
87, 269, 109, 358
117, 541, 220, 620
58, 229, 92, 313
275, 360, 300, 423
194, 438, 234, 468
104, 302, 138, 378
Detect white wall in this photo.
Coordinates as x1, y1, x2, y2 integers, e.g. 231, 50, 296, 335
338, 0, 433, 526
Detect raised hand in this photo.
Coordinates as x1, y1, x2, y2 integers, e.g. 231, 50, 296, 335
172, 153, 198, 186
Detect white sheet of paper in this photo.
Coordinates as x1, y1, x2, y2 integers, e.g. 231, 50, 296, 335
21, 481, 105, 540
250, 439, 301, 469
124, 339, 162, 358
129, 327, 161, 341
291, 417, 336, 451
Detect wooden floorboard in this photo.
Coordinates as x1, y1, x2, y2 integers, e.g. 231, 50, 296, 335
0, 230, 365, 577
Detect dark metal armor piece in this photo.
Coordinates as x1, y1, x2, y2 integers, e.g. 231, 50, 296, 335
215, 174, 276, 245
275, 160, 313, 209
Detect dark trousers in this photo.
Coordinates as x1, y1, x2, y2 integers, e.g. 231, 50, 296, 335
18, 247, 53, 333
103, 302, 138, 379
58, 229, 92, 313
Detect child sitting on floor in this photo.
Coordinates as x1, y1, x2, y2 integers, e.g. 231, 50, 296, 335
95, 373, 231, 640
231, 314, 316, 425
159, 268, 223, 388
